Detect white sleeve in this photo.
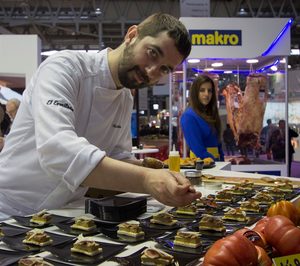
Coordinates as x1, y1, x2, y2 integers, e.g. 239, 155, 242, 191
31, 54, 105, 192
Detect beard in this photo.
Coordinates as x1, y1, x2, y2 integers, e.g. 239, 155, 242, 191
118, 43, 150, 89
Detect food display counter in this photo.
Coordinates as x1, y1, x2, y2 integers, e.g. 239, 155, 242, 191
0, 163, 299, 265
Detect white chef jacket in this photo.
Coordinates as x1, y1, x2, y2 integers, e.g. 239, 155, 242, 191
0, 49, 134, 220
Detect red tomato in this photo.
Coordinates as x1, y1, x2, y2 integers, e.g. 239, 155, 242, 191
203, 233, 258, 266
264, 215, 300, 255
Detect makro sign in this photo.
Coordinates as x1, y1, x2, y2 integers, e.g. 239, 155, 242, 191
190, 30, 242, 46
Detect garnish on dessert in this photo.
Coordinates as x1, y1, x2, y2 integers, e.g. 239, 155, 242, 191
141, 247, 174, 265
117, 220, 145, 238
71, 234, 102, 256
22, 228, 53, 246
71, 216, 96, 231
30, 209, 52, 226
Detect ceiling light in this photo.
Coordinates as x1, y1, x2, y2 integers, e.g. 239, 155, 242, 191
224, 70, 232, 74
204, 68, 214, 72
187, 58, 200, 63
246, 59, 259, 64
291, 49, 300, 55
270, 65, 278, 71
211, 62, 223, 67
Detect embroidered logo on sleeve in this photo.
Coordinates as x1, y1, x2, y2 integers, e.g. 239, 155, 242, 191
46, 100, 74, 112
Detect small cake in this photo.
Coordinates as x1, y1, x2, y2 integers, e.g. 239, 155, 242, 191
203, 157, 214, 166
227, 185, 248, 195
222, 208, 247, 222
199, 214, 226, 232
240, 199, 260, 212
150, 212, 177, 226
18, 257, 54, 266
173, 230, 201, 248
215, 190, 232, 202
252, 191, 273, 204
276, 182, 293, 192
117, 220, 145, 238
266, 187, 285, 198
275, 177, 292, 184
141, 247, 174, 265
175, 204, 197, 216
22, 229, 53, 246
71, 217, 96, 231
260, 176, 275, 183
239, 179, 254, 190
30, 210, 52, 225
71, 234, 102, 256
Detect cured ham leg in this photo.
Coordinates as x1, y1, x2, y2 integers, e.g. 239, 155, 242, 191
223, 74, 268, 149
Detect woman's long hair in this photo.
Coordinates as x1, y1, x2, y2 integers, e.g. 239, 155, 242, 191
188, 75, 221, 140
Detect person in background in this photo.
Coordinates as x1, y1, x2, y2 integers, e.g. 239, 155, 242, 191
180, 75, 224, 161
0, 13, 201, 220
223, 123, 236, 156
260, 118, 277, 156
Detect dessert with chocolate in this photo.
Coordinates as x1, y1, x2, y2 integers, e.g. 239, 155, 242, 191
71, 234, 102, 256
71, 216, 96, 231
117, 220, 145, 238
240, 199, 260, 212
174, 230, 201, 248
18, 257, 54, 266
22, 229, 53, 246
252, 191, 273, 204
222, 208, 247, 222
175, 204, 197, 216
30, 210, 52, 225
215, 190, 232, 202
141, 248, 174, 265
150, 212, 177, 226
199, 214, 226, 232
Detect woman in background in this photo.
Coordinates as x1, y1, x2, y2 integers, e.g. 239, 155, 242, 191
180, 75, 224, 161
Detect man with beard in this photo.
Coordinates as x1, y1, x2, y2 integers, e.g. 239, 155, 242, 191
0, 13, 200, 220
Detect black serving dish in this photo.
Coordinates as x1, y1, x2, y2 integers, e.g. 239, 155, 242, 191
85, 196, 147, 222
53, 219, 101, 236
45, 239, 126, 265
0, 223, 29, 237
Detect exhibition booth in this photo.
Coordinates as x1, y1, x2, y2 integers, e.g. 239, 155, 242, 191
169, 17, 292, 176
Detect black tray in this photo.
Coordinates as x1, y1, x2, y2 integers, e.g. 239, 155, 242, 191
85, 196, 147, 222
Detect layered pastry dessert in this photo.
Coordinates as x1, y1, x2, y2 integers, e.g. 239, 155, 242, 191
71, 234, 102, 256
240, 199, 260, 212
276, 182, 293, 192
239, 179, 254, 190
252, 191, 273, 204
173, 230, 201, 248
150, 212, 177, 226
18, 257, 54, 266
30, 210, 52, 225
215, 190, 232, 202
71, 216, 96, 231
222, 208, 248, 222
117, 220, 145, 238
199, 214, 226, 232
227, 185, 248, 195
22, 229, 53, 246
266, 187, 285, 198
175, 204, 197, 216
141, 247, 174, 265
260, 176, 275, 183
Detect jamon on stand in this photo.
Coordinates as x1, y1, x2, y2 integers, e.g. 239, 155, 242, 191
223, 74, 268, 150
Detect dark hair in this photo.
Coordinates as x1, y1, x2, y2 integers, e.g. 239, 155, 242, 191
188, 75, 221, 139
137, 13, 191, 61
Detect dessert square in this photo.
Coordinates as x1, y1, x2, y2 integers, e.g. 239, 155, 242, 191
141, 247, 174, 265
199, 214, 226, 232
22, 229, 53, 246
117, 220, 145, 238
71, 234, 102, 256
173, 230, 201, 248
71, 216, 96, 231
30, 210, 52, 225
150, 212, 177, 226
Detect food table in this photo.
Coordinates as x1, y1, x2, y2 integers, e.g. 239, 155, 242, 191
0, 162, 299, 265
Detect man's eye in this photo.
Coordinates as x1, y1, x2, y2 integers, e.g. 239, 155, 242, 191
160, 65, 171, 75
147, 48, 158, 59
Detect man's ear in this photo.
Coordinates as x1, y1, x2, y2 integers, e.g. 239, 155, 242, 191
124, 25, 138, 44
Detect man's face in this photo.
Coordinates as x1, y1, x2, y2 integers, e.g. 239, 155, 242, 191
118, 31, 184, 89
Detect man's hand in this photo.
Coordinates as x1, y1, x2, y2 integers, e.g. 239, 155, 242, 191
143, 169, 201, 207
